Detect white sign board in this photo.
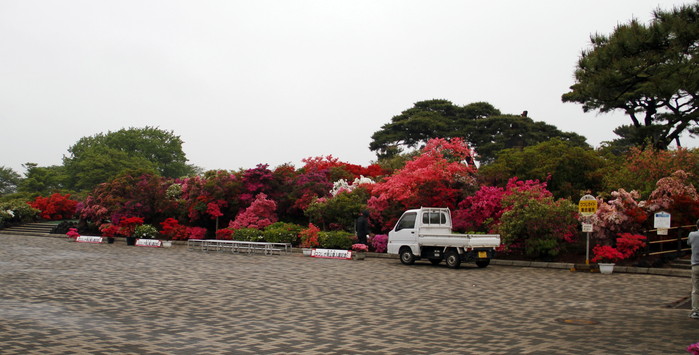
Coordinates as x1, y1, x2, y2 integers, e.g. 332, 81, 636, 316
136, 239, 162, 247
310, 248, 352, 259
76, 236, 103, 243
581, 223, 593, 233
653, 211, 671, 229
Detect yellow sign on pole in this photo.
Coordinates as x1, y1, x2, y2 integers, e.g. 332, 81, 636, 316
578, 195, 597, 217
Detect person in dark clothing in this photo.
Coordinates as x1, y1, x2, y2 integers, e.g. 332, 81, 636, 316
355, 210, 370, 245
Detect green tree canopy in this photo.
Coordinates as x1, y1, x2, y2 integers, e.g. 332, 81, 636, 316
562, 3, 699, 149
370, 100, 587, 164
479, 139, 608, 199
63, 127, 195, 191
17, 163, 67, 195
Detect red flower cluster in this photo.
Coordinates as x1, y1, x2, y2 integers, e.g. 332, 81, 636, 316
160, 218, 187, 240
592, 233, 647, 263
28, 193, 78, 220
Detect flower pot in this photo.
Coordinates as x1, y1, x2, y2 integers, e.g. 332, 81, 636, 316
126, 236, 137, 246
302, 248, 312, 256
107, 237, 115, 244
162, 240, 172, 248
598, 263, 615, 274
352, 251, 366, 260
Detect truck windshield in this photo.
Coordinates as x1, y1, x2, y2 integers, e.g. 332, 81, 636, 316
396, 212, 416, 231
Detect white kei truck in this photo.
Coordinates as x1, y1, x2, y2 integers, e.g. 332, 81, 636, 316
387, 207, 501, 269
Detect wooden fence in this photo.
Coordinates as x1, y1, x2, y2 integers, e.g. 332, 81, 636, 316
643, 224, 694, 257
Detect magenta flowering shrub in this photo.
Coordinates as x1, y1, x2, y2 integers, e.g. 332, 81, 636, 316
240, 164, 276, 207
452, 177, 552, 233
452, 186, 505, 233
370, 234, 388, 253
230, 193, 278, 229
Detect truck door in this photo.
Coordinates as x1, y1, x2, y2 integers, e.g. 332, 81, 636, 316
391, 211, 417, 244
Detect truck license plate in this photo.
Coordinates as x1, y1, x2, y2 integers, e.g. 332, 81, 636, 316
478, 251, 487, 258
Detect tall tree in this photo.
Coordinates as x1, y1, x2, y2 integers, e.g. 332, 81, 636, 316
64, 127, 196, 190
0, 166, 21, 195
370, 100, 586, 163
562, 4, 699, 149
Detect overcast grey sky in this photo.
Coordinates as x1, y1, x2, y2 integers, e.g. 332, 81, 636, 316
1, 0, 696, 175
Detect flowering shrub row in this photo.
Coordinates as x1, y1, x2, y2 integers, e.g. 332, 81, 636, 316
69, 137, 697, 261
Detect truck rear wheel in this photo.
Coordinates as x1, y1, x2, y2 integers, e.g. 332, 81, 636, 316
476, 259, 491, 268
399, 247, 415, 265
445, 250, 461, 269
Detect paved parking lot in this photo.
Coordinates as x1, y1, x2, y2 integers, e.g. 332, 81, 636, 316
1, 234, 697, 354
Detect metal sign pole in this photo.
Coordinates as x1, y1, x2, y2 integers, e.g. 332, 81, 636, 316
585, 231, 590, 265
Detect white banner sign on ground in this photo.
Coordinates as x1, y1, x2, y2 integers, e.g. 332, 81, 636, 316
136, 239, 162, 247
310, 248, 352, 259
76, 236, 103, 243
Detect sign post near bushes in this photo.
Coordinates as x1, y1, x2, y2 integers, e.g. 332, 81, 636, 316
578, 194, 597, 265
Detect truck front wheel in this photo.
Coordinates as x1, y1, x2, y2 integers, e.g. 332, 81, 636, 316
445, 250, 461, 269
399, 247, 415, 265
476, 259, 491, 268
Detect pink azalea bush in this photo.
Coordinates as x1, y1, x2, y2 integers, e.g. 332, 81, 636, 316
370, 234, 388, 253
229, 193, 278, 230
586, 189, 646, 243
351, 243, 369, 252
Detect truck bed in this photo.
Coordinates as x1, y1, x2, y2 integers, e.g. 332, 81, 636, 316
416, 233, 501, 248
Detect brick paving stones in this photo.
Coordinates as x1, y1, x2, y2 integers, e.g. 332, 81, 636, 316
1, 234, 698, 354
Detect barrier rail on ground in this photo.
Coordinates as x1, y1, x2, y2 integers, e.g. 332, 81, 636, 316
187, 239, 292, 255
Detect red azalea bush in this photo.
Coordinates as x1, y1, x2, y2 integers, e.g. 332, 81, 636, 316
66, 227, 80, 239
180, 171, 241, 223
160, 218, 188, 240
117, 217, 144, 237
367, 137, 478, 231
299, 223, 320, 248
28, 193, 79, 220
186, 226, 207, 240
216, 228, 234, 240
591, 245, 625, 263
591, 233, 647, 263
99, 223, 119, 238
